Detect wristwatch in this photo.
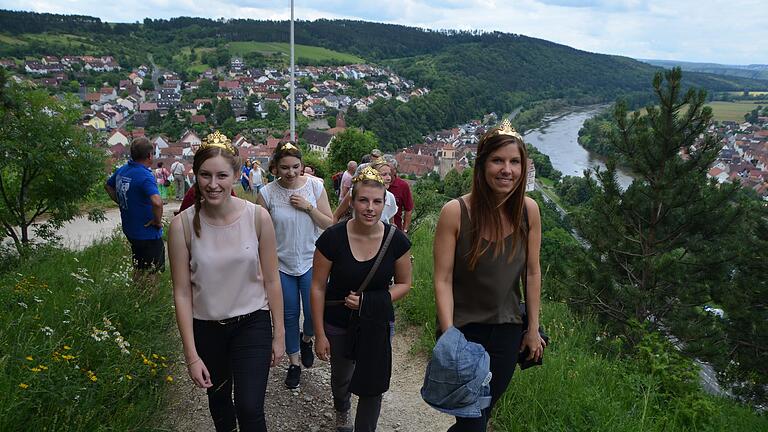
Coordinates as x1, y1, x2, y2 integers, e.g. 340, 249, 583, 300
304, 203, 314, 214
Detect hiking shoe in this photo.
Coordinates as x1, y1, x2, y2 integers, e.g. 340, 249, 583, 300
335, 409, 353, 432
300, 333, 314, 368
285, 364, 301, 389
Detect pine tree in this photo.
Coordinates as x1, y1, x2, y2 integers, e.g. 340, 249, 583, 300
570, 68, 742, 333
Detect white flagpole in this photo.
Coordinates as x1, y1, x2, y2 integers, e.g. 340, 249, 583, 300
290, 0, 296, 142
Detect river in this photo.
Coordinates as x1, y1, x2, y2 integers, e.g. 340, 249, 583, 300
522, 106, 635, 189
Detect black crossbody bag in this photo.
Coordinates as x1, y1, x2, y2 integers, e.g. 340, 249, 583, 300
518, 206, 550, 370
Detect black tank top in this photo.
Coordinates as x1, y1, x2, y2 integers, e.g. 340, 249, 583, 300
452, 198, 527, 327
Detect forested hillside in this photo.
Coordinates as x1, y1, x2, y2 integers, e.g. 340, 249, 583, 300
2, 10, 768, 149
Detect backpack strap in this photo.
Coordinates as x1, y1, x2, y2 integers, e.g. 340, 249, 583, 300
253, 202, 262, 239
181, 209, 192, 252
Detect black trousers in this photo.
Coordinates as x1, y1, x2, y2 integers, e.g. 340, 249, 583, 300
448, 322, 523, 432
193, 310, 272, 432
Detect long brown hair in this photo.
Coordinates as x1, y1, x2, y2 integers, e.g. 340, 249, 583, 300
466, 130, 528, 270
192, 146, 242, 237
268, 142, 303, 175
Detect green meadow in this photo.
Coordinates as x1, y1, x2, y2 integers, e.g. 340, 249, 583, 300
227, 41, 364, 64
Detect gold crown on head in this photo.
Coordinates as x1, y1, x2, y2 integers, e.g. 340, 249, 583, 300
281, 142, 300, 152
352, 166, 384, 185
491, 119, 524, 141
200, 131, 237, 154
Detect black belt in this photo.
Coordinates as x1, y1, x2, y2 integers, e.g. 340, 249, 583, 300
206, 310, 264, 326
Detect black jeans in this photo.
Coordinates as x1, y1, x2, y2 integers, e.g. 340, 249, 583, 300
193, 310, 272, 432
448, 322, 523, 432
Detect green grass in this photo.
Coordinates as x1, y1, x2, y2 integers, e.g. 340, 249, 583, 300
0, 237, 176, 430
635, 100, 768, 122
0, 34, 25, 45
398, 218, 768, 431
227, 41, 364, 64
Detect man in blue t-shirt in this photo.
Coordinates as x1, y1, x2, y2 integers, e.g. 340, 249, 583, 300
105, 137, 165, 278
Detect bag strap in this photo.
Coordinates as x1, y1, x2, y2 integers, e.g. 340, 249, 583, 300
253, 202, 262, 239
521, 203, 530, 302
356, 225, 396, 295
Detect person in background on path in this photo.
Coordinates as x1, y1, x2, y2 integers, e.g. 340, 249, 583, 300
154, 161, 170, 203
241, 159, 252, 193
311, 166, 412, 432
383, 156, 414, 234
339, 160, 357, 200
333, 160, 398, 224
432, 121, 546, 432
257, 142, 333, 389
171, 159, 186, 201
168, 131, 285, 432
303, 164, 316, 177
105, 137, 165, 283
249, 160, 265, 195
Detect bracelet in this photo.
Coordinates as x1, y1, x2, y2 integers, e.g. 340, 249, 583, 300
304, 203, 314, 214
186, 357, 202, 367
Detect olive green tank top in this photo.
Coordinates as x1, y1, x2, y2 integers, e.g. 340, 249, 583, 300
452, 198, 527, 328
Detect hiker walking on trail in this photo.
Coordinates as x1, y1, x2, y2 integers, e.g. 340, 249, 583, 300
257, 142, 333, 390
168, 131, 285, 432
431, 122, 546, 432
105, 137, 164, 281
310, 165, 412, 432
170, 159, 186, 200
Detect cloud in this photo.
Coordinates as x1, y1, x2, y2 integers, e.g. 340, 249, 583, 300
0, 0, 766, 64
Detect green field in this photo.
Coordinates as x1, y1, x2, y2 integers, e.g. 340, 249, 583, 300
636, 100, 767, 122
0, 34, 25, 45
227, 41, 364, 64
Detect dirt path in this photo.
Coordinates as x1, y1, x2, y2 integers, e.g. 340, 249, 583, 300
53, 202, 453, 431
162, 323, 454, 432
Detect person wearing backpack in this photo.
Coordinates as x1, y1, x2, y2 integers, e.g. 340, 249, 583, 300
168, 132, 285, 431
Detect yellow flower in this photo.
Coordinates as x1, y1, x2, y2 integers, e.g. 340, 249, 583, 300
125, 374, 133, 380
62, 355, 75, 361
165, 375, 173, 383
25, 356, 33, 361
18, 383, 29, 389
39, 365, 48, 370
152, 354, 159, 359
90, 375, 98, 382
30, 367, 41, 373
63, 345, 71, 350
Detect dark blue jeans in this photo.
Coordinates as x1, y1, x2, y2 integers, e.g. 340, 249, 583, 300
448, 322, 523, 432
194, 310, 272, 432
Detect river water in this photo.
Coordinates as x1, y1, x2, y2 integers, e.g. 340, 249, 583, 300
523, 106, 635, 189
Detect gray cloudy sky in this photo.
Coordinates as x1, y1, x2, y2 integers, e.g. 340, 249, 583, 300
1, 0, 765, 64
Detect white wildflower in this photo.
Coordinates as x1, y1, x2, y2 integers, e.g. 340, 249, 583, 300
17, 302, 28, 309
33, 296, 43, 303
90, 327, 109, 342
41, 326, 54, 336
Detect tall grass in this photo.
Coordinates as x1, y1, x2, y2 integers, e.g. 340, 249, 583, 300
0, 236, 176, 430
398, 220, 768, 431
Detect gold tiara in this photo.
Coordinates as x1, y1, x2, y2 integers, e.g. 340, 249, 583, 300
352, 166, 384, 184
200, 131, 237, 155
281, 142, 299, 152
491, 119, 523, 141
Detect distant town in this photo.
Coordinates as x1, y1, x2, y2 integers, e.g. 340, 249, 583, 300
1, 52, 766, 199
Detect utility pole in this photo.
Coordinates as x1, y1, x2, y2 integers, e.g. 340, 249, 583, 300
290, 0, 296, 142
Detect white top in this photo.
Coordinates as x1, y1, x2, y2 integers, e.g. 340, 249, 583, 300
250, 166, 264, 187
260, 177, 325, 276
185, 202, 269, 320
382, 190, 398, 222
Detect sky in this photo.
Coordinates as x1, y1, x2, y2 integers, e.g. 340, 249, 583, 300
1, 0, 766, 65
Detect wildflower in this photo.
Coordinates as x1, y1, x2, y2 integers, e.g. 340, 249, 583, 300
25, 356, 33, 361
38, 365, 48, 371
30, 367, 41, 373
90, 327, 109, 342
40, 327, 54, 336
18, 383, 29, 389
152, 354, 159, 359
63, 310, 71, 315
18, 302, 28, 309
126, 374, 133, 380
63, 345, 71, 350
33, 296, 43, 303
62, 355, 75, 361
166, 376, 173, 383
73, 257, 79, 262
